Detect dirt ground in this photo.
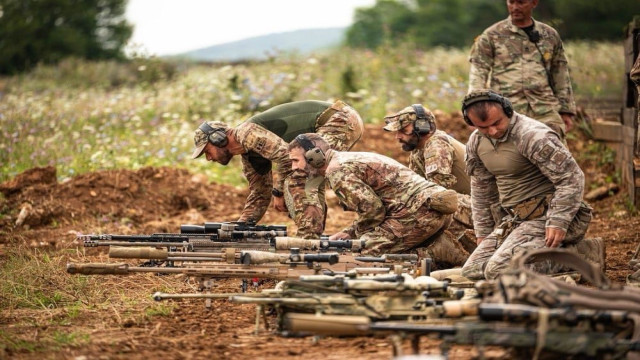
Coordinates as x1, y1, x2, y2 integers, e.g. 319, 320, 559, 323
1, 112, 639, 359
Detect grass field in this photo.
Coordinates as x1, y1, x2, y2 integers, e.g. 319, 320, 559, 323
0, 41, 624, 185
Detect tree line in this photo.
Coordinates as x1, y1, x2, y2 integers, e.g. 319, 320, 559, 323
345, 0, 640, 49
1, 0, 638, 75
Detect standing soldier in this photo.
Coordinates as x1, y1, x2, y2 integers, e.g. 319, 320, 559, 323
192, 100, 364, 238
383, 105, 475, 251
460, 90, 602, 280
288, 133, 469, 268
468, 0, 576, 139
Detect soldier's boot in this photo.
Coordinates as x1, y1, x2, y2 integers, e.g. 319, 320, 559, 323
572, 237, 606, 273
423, 231, 470, 270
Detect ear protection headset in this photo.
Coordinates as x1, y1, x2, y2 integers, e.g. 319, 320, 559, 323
199, 122, 228, 148
411, 104, 433, 136
461, 91, 514, 125
295, 134, 325, 168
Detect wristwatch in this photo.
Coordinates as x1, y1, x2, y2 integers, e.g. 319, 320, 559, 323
271, 188, 284, 197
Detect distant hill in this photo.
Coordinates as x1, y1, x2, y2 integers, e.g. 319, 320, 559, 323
175, 27, 346, 62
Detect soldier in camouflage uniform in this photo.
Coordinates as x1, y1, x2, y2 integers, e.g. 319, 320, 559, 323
288, 133, 469, 268
383, 105, 474, 238
192, 100, 363, 238
468, 0, 576, 139
460, 90, 598, 280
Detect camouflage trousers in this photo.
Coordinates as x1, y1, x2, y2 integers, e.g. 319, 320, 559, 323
522, 107, 566, 140
461, 203, 592, 280
360, 201, 453, 256
285, 103, 364, 239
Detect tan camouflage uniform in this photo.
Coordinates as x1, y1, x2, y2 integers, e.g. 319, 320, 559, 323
410, 130, 473, 230
236, 101, 364, 238
469, 17, 576, 137
384, 108, 474, 231
461, 112, 591, 280
324, 150, 468, 267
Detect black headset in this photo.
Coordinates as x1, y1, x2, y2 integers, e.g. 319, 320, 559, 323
295, 134, 325, 168
411, 104, 433, 136
199, 122, 228, 148
461, 90, 514, 125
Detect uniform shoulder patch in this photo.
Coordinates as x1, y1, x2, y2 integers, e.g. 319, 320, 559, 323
254, 138, 266, 152
424, 164, 438, 175
539, 144, 554, 159
424, 151, 438, 160
550, 151, 568, 166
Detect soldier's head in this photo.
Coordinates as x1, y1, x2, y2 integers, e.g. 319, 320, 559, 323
507, 0, 538, 26
288, 133, 331, 176
462, 90, 513, 139
192, 120, 233, 165
383, 104, 436, 152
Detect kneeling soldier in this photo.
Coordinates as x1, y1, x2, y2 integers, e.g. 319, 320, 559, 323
288, 133, 469, 268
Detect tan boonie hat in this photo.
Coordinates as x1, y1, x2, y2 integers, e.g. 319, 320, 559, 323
192, 120, 229, 159
383, 105, 435, 132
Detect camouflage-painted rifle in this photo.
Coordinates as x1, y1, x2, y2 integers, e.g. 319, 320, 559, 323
67, 250, 423, 306
359, 303, 640, 359
80, 221, 362, 253
228, 272, 465, 334
107, 246, 418, 266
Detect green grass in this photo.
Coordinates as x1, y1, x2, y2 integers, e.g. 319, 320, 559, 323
0, 41, 624, 184
144, 303, 175, 318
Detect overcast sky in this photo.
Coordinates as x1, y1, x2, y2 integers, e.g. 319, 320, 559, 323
125, 0, 376, 56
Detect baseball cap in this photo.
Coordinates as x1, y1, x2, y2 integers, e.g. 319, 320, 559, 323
191, 120, 229, 159
383, 105, 435, 132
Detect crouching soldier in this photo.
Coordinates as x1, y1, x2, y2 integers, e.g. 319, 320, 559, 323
288, 133, 469, 269
383, 104, 475, 252
192, 100, 364, 238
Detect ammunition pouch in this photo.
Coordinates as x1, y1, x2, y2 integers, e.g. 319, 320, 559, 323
505, 194, 552, 221
426, 189, 458, 215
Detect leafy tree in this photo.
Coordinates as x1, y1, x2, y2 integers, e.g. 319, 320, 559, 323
346, 0, 639, 50
345, 0, 413, 48
550, 1, 640, 40
0, 0, 133, 74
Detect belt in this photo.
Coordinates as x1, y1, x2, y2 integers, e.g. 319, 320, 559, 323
316, 100, 348, 126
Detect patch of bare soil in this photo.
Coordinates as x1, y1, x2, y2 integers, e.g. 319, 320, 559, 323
1, 113, 638, 359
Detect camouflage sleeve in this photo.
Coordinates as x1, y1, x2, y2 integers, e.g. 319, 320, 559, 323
523, 131, 584, 231
237, 123, 292, 193
549, 34, 576, 115
423, 138, 458, 189
238, 156, 272, 223
468, 32, 493, 91
466, 134, 500, 238
329, 172, 385, 238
